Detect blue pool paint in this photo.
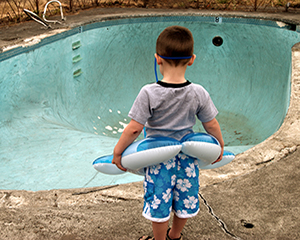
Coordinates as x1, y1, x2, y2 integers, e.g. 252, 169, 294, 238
0, 15, 299, 191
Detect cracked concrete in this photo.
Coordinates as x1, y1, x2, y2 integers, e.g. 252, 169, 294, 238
198, 193, 242, 240
200, 147, 300, 240
0, 8, 300, 240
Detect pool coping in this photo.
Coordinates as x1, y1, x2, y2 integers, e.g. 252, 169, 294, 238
1, 9, 300, 51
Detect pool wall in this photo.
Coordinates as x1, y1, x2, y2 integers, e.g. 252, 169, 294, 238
0, 14, 299, 190
1, 16, 299, 142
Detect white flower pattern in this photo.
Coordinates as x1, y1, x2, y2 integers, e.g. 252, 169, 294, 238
176, 209, 188, 216
185, 163, 196, 177
162, 188, 172, 203
173, 190, 180, 201
178, 153, 189, 160
143, 153, 199, 221
145, 173, 153, 183
149, 164, 161, 175
151, 195, 161, 209
176, 179, 192, 192
164, 158, 176, 170
183, 196, 198, 209
171, 175, 176, 186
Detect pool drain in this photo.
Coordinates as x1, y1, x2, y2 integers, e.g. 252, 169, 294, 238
241, 219, 254, 228
213, 36, 223, 47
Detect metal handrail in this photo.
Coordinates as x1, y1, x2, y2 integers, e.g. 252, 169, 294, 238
23, 9, 51, 28
43, 0, 66, 24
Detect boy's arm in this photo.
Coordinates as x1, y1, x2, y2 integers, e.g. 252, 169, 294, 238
202, 118, 224, 164
112, 119, 144, 171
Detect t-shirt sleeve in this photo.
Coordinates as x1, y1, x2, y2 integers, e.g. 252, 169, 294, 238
128, 87, 151, 125
196, 87, 218, 123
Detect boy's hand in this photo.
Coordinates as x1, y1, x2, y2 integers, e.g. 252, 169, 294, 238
112, 154, 127, 172
112, 119, 144, 172
212, 147, 223, 164
202, 118, 224, 165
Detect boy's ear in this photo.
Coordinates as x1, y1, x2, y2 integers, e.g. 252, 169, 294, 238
155, 53, 162, 65
187, 54, 196, 66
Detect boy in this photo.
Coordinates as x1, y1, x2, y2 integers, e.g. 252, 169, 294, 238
112, 26, 224, 240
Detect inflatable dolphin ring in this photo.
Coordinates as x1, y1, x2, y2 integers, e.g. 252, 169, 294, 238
93, 132, 235, 176
94, 55, 235, 175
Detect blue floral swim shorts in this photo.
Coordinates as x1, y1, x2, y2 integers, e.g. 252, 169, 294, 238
142, 153, 200, 222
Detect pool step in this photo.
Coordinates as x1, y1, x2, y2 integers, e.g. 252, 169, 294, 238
73, 68, 83, 77
72, 41, 81, 50
72, 55, 82, 63
72, 40, 83, 78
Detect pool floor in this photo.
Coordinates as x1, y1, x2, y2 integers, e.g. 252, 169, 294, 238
0, 106, 250, 191
0, 107, 144, 190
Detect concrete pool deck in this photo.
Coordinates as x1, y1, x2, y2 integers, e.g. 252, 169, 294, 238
0, 8, 300, 239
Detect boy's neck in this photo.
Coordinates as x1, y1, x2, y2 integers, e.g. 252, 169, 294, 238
161, 78, 187, 84
160, 64, 188, 84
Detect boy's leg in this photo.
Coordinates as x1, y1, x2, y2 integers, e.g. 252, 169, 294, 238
142, 160, 177, 239
152, 221, 169, 240
170, 153, 200, 239
168, 215, 187, 239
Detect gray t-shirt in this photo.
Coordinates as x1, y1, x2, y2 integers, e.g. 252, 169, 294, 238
128, 81, 218, 140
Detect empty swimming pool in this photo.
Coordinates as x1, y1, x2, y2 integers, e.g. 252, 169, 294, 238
0, 14, 299, 191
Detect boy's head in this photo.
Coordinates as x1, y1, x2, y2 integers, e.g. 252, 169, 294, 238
156, 26, 194, 67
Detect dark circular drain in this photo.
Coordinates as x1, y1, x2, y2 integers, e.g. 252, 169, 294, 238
241, 219, 254, 228
212, 36, 223, 47
244, 223, 254, 228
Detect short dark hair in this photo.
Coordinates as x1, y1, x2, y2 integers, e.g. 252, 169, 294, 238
156, 26, 194, 67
